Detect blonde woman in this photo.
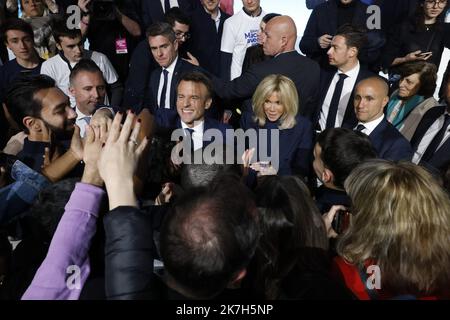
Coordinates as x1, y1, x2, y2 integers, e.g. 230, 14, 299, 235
328, 160, 450, 299
241, 74, 313, 177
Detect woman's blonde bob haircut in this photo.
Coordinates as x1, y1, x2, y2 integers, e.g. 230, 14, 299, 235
337, 160, 450, 295
252, 74, 298, 129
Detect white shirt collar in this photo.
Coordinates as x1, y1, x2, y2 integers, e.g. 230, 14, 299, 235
181, 120, 204, 134
164, 55, 178, 74
75, 106, 92, 121
338, 61, 360, 79
356, 114, 384, 135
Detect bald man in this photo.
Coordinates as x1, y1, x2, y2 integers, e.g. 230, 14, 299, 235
351, 76, 413, 161
211, 15, 320, 120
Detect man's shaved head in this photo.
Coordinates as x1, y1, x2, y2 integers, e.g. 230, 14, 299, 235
262, 16, 297, 56
356, 77, 389, 96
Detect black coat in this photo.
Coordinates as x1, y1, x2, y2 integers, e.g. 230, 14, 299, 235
212, 51, 321, 120
188, 7, 230, 77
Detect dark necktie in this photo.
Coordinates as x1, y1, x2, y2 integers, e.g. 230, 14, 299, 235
164, 0, 171, 13
420, 114, 450, 163
355, 124, 366, 132
326, 73, 348, 129
184, 128, 195, 153
159, 69, 169, 109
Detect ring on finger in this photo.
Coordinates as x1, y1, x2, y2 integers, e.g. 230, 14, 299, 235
129, 138, 138, 146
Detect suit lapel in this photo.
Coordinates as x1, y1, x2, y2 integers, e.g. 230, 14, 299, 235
170, 58, 183, 108
369, 118, 388, 152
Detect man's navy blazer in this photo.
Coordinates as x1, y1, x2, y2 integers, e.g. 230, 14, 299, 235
212, 51, 320, 120
368, 117, 413, 161
144, 57, 199, 130
188, 7, 230, 77
314, 66, 374, 129
410, 105, 450, 173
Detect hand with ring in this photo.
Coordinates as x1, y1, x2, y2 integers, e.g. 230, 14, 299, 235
98, 111, 150, 210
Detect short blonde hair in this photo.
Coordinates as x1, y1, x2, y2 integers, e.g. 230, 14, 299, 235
252, 74, 298, 129
337, 160, 450, 295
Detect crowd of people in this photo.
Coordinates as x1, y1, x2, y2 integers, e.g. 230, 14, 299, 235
0, 0, 450, 300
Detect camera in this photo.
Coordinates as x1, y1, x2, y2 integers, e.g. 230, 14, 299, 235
331, 210, 351, 234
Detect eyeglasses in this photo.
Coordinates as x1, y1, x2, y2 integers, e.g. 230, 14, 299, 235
424, 0, 447, 8
175, 31, 191, 40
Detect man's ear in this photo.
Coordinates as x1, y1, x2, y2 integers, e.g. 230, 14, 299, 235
56, 42, 62, 51
205, 97, 212, 110
68, 85, 76, 97
349, 47, 358, 59
23, 116, 43, 133
382, 96, 389, 108
322, 168, 334, 184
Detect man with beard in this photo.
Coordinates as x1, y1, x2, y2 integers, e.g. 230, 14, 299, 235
5, 74, 81, 172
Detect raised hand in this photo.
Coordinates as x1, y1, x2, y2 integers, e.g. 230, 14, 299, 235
69, 125, 84, 161
81, 125, 104, 187
98, 111, 149, 209
318, 34, 333, 49
184, 51, 200, 66
322, 205, 347, 239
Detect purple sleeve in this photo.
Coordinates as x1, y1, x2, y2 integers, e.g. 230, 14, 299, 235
22, 183, 105, 300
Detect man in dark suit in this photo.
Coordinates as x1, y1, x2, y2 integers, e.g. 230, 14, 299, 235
352, 77, 413, 161
123, 8, 194, 111
140, 0, 198, 30
211, 15, 320, 120
174, 72, 232, 157
142, 22, 198, 131
314, 24, 374, 131
410, 79, 450, 174
188, 0, 230, 77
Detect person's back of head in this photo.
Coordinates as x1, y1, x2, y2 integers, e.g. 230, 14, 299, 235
338, 160, 450, 297
252, 175, 329, 298
315, 128, 377, 189
160, 174, 258, 299
27, 178, 79, 239
180, 144, 240, 189
5, 74, 55, 133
